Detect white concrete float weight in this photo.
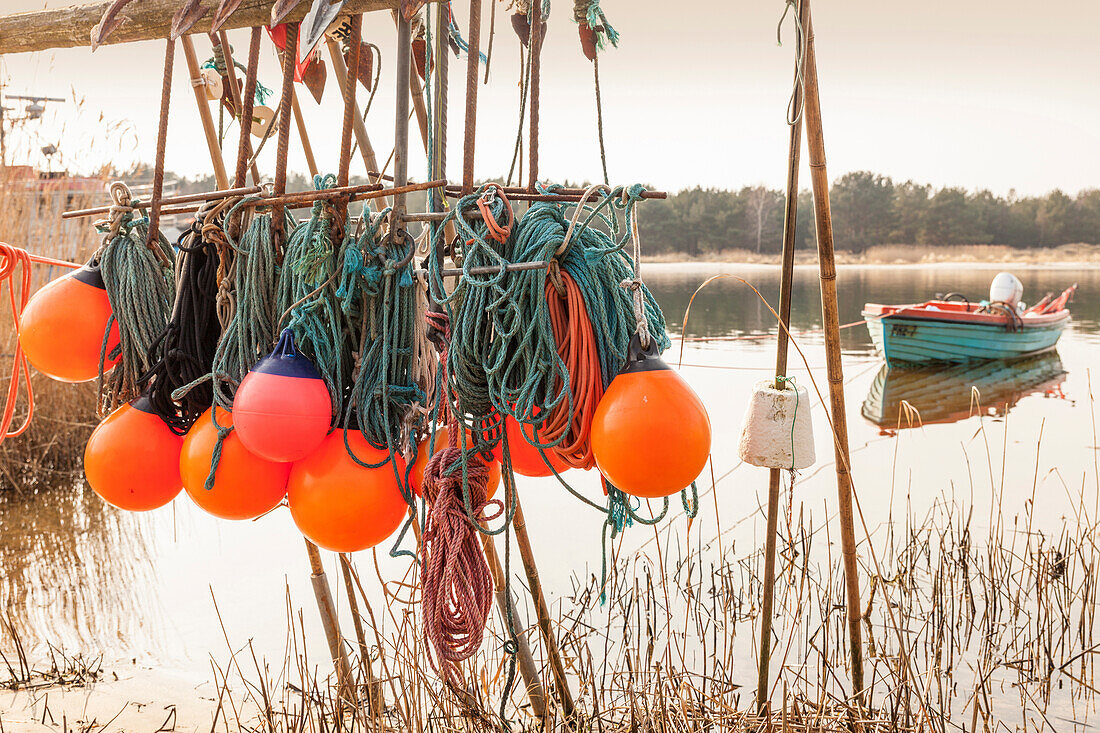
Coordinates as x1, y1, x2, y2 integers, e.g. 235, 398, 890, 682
737, 378, 815, 470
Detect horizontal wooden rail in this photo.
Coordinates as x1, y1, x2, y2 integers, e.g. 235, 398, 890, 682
0, 0, 423, 54
63, 179, 445, 220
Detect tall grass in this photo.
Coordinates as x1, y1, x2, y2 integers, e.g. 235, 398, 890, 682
0, 172, 104, 491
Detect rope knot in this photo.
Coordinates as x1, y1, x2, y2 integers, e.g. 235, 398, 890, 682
547, 258, 567, 297
620, 277, 651, 347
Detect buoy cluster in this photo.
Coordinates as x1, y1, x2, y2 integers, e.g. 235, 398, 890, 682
19, 265, 410, 551
75, 326, 413, 553
17, 182, 716, 562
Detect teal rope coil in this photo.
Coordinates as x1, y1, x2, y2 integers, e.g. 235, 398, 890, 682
276, 174, 351, 422
431, 184, 694, 603
210, 202, 283, 409
96, 203, 176, 407
337, 205, 426, 493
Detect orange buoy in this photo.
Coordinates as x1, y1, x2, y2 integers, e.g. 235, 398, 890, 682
84, 395, 183, 511
19, 260, 120, 383
232, 329, 332, 463
591, 335, 711, 498
180, 407, 291, 521
409, 427, 501, 499
495, 413, 570, 477
287, 431, 408, 553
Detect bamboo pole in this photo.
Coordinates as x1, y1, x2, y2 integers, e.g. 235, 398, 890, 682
144, 38, 175, 249
756, 0, 805, 713
181, 35, 230, 189
800, 0, 865, 703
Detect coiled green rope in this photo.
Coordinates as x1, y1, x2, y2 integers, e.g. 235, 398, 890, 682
96, 192, 176, 410
211, 203, 283, 409
276, 175, 351, 421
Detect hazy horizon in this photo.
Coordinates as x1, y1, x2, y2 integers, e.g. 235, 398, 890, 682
1, 0, 1096, 197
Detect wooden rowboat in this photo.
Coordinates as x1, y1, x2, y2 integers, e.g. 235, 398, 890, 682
863, 285, 1076, 366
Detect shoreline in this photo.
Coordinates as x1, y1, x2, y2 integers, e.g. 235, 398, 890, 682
642, 243, 1100, 269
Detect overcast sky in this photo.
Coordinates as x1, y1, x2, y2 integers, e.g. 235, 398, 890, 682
1, 0, 1097, 196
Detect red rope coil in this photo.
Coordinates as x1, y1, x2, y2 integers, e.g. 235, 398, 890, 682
420, 426, 496, 689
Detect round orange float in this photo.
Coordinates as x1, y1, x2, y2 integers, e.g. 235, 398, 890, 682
287, 431, 408, 553
495, 413, 570, 477
19, 260, 120, 383
591, 335, 711, 498
180, 407, 292, 521
409, 427, 501, 499
84, 395, 183, 511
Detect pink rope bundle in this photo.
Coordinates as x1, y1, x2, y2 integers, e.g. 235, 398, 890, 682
420, 426, 496, 688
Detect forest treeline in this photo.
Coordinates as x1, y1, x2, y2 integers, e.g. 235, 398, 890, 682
637, 172, 1100, 256
171, 170, 1100, 255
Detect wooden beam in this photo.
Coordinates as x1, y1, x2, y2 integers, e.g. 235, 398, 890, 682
0, 0, 416, 55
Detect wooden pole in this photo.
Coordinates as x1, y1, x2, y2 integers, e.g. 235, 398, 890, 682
291, 91, 320, 177
526, 2, 542, 191
0, 0, 418, 55
800, 0, 865, 703
144, 37, 175, 249
512, 496, 575, 718
326, 35, 386, 210
461, 0, 482, 193
213, 30, 262, 186
479, 533, 549, 721
271, 21, 297, 245
304, 540, 356, 711
756, 0, 805, 713
339, 554, 383, 718
181, 35, 230, 189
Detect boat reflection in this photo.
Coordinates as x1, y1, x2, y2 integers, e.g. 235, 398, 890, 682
862, 351, 1067, 432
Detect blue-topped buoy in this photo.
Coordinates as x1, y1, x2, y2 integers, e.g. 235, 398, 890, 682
232, 328, 331, 463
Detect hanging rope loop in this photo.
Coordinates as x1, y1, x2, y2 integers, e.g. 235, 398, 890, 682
95, 181, 138, 249
777, 0, 806, 126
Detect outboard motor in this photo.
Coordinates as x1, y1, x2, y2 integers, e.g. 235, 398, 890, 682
989, 272, 1023, 308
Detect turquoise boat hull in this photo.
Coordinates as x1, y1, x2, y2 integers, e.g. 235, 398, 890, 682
864, 311, 1069, 366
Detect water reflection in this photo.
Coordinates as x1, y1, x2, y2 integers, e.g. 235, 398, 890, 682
861, 351, 1067, 432
0, 264, 1094, 668
0, 484, 163, 657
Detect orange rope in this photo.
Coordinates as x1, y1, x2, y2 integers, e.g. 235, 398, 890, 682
0, 243, 81, 448
540, 270, 603, 469
476, 183, 513, 243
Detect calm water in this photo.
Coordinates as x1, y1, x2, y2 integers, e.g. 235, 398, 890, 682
1, 264, 1098, 703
